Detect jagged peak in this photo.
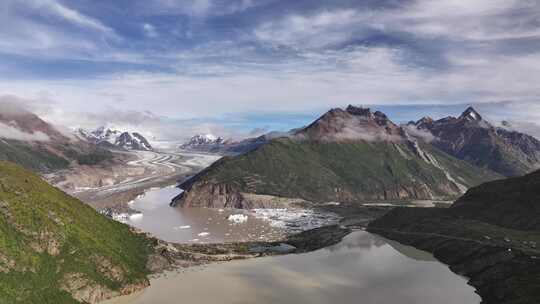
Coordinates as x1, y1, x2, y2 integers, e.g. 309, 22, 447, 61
411, 116, 434, 128
345, 105, 372, 117
417, 116, 434, 124
459, 106, 482, 121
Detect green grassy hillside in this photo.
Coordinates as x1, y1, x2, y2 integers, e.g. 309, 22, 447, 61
0, 140, 70, 172
0, 161, 153, 303
177, 138, 501, 206
451, 169, 540, 230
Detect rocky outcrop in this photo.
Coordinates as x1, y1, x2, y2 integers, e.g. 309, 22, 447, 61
171, 183, 307, 209
60, 273, 150, 304
297, 105, 405, 142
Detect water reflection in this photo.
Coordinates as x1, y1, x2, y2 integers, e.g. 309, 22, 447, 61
103, 231, 480, 304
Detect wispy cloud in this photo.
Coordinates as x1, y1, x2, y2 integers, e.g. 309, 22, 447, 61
0, 0, 539, 139
27, 0, 114, 34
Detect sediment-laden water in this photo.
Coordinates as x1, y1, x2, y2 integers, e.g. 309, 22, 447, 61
103, 231, 480, 304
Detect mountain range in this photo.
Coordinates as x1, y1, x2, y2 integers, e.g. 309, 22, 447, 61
408, 106, 540, 177
180, 133, 268, 155
77, 127, 153, 151
171, 105, 538, 208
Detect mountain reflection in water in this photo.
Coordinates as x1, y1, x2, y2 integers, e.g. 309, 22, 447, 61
103, 231, 480, 304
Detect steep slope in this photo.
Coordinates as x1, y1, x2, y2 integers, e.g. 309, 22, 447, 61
369, 170, 540, 304
173, 106, 501, 208
0, 104, 113, 172
0, 161, 153, 303
450, 169, 540, 230
410, 107, 540, 177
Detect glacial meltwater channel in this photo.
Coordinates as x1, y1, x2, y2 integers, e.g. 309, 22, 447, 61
103, 231, 480, 304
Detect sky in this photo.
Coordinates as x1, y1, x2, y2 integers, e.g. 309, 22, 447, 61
1, 0, 540, 140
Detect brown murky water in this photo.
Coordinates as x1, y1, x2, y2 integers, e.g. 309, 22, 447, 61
123, 186, 286, 243
103, 231, 480, 304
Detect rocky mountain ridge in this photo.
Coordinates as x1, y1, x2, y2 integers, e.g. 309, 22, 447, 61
172, 105, 502, 209
77, 127, 153, 151
408, 106, 540, 177
180, 133, 269, 155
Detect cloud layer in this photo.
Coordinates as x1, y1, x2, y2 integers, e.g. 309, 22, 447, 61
0, 0, 539, 138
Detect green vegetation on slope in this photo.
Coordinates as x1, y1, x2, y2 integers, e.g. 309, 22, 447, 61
0, 140, 70, 173
181, 138, 501, 204
451, 169, 540, 230
0, 161, 153, 303
368, 170, 540, 304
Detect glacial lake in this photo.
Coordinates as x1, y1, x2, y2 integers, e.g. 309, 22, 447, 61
121, 186, 340, 243
103, 231, 480, 304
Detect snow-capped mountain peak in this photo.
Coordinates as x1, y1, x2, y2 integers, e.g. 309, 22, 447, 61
182, 134, 224, 148
77, 127, 153, 151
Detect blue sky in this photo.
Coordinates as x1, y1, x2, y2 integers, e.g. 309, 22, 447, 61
1, 0, 540, 139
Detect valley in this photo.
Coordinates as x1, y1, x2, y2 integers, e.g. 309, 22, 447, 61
3, 2, 540, 303
1, 104, 539, 304
48, 149, 222, 212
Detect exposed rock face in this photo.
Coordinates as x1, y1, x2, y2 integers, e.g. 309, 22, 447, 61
173, 182, 246, 208
297, 105, 405, 142
117, 132, 153, 151
60, 273, 149, 304
173, 185, 312, 209
172, 106, 501, 209
409, 106, 540, 177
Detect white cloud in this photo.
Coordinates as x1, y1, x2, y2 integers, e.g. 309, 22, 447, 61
254, 9, 370, 49
0, 0, 115, 59
0, 122, 50, 142
146, 0, 259, 17
143, 23, 158, 38
27, 0, 114, 34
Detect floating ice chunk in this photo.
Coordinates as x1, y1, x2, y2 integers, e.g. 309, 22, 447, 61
228, 214, 248, 224
129, 213, 143, 221
173, 225, 191, 230
323, 202, 341, 206
198, 232, 210, 237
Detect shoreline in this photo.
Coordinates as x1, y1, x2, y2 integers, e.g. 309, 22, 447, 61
368, 208, 540, 304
